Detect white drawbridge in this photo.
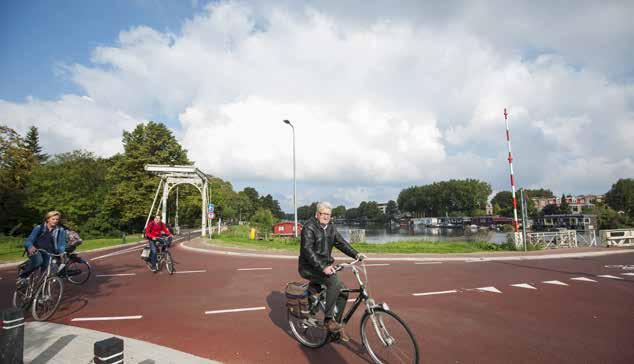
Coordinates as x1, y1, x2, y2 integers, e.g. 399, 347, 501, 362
144, 164, 209, 237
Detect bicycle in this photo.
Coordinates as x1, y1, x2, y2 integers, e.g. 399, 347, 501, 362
13, 249, 65, 321
57, 241, 92, 285
141, 236, 175, 274
287, 258, 420, 363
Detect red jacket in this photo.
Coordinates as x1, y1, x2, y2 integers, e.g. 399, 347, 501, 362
145, 221, 171, 239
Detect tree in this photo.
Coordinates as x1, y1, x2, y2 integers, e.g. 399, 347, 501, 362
491, 191, 514, 216
104, 122, 190, 232
297, 202, 318, 221
606, 178, 634, 219
250, 208, 275, 239
332, 205, 346, 218
0, 126, 37, 233
25, 151, 114, 235
397, 179, 492, 216
542, 204, 560, 216
259, 194, 285, 219
385, 200, 399, 221
24, 126, 48, 163
559, 193, 571, 214
524, 189, 554, 198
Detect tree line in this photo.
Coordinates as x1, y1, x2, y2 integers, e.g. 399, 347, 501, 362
296, 200, 399, 223
0, 122, 284, 237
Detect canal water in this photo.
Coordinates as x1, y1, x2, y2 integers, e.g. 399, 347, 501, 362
335, 223, 509, 244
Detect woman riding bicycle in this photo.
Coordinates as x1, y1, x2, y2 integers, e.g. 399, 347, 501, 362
145, 214, 173, 272
299, 202, 366, 342
17, 210, 67, 286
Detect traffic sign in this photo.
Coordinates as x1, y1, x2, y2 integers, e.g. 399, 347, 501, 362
208, 203, 215, 213
208, 212, 215, 219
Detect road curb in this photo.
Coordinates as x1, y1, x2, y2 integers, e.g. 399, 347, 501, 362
180, 239, 634, 262
0, 239, 146, 269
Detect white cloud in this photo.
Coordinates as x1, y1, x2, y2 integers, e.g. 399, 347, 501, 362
0, 95, 137, 156
1, 1, 633, 210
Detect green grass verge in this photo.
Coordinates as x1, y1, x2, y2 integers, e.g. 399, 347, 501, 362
0, 236, 132, 263
211, 225, 519, 254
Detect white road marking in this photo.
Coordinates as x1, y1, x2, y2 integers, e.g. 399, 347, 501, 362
465, 259, 490, 263
72, 315, 142, 322
92, 246, 144, 261
621, 273, 634, 276
598, 274, 624, 280
236, 268, 273, 271
542, 280, 568, 286
414, 262, 443, 265
96, 273, 137, 277
476, 286, 502, 293
363, 263, 390, 267
571, 277, 597, 282
204, 306, 266, 315
347, 299, 356, 302
511, 283, 537, 289
174, 270, 207, 274
412, 290, 458, 296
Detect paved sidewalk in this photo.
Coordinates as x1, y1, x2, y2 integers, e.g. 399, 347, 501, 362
182, 238, 634, 261
24, 322, 221, 364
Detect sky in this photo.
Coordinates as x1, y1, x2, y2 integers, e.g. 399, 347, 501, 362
1, 0, 633, 212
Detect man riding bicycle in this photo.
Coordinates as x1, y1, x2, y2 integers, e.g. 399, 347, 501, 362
145, 214, 173, 272
17, 211, 67, 286
298, 202, 366, 342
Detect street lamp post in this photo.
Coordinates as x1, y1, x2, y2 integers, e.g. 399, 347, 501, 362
283, 119, 298, 238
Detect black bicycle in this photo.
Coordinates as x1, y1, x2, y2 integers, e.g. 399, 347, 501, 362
13, 249, 65, 321
57, 241, 92, 284
141, 236, 174, 274
287, 258, 420, 363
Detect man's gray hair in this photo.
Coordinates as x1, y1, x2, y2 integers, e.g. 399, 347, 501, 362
316, 201, 332, 213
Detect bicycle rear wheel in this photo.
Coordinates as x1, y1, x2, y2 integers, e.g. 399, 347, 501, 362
65, 257, 91, 284
165, 251, 174, 275
32, 277, 64, 321
361, 308, 420, 364
287, 300, 330, 348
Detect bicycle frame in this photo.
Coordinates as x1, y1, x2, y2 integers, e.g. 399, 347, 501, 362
333, 260, 391, 326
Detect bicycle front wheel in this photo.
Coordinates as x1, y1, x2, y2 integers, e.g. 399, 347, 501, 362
361, 308, 420, 364
165, 251, 174, 275
32, 277, 64, 321
66, 258, 91, 285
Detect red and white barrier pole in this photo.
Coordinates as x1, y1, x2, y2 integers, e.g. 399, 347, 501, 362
504, 108, 520, 233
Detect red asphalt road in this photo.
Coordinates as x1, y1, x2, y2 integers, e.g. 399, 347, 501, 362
1, 240, 633, 364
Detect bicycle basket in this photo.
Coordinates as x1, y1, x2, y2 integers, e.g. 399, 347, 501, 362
140, 247, 150, 259
285, 282, 310, 318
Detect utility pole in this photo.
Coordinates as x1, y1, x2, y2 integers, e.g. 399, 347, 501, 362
283, 119, 298, 238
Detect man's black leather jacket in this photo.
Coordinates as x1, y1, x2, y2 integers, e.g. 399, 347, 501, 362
298, 217, 359, 280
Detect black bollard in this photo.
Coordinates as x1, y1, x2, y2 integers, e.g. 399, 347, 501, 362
0, 307, 25, 364
94, 337, 123, 364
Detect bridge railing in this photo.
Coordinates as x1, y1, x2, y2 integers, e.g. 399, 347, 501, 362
600, 229, 634, 247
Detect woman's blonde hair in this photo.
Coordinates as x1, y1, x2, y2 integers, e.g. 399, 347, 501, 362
44, 210, 61, 222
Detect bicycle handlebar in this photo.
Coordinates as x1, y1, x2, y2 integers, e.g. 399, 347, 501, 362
32, 248, 65, 257
334, 257, 361, 272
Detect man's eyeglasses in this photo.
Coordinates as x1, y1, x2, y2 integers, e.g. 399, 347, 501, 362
318, 212, 332, 216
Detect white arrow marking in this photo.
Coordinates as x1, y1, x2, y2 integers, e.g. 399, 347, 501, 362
571, 277, 597, 282
476, 286, 502, 293
598, 274, 624, 280
542, 280, 568, 286
511, 283, 537, 289
621, 273, 634, 276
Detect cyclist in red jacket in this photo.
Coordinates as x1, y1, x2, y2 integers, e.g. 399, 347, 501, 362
145, 214, 173, 272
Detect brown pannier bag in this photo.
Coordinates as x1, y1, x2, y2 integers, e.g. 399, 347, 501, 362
285, 282, 310, 318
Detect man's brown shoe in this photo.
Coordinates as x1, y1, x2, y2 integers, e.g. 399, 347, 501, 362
337, 328, 350, 342
326, 319, 343, 333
